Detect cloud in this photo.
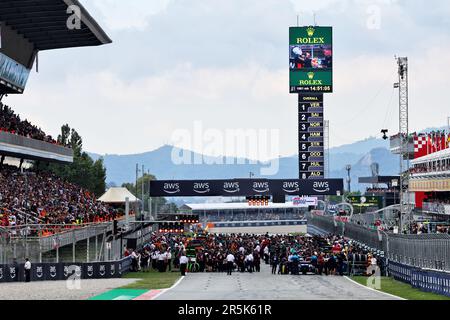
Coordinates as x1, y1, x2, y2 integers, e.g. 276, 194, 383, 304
84, 0, 170, 31
5, 0, 450, 160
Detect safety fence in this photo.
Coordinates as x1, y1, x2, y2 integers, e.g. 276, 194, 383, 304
0, 221, 155, 265
389, 261, 450, 297
0, 257, 132, 283
307, 213, 450, 272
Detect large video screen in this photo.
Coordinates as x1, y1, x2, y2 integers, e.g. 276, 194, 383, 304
289, 26, 333, 94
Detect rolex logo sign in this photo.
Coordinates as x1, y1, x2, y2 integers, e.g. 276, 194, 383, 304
308, 72, 315, 80
307, 27, 315, 37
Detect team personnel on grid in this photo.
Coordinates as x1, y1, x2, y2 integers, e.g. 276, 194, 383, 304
226, 252, 235, 275
179, 252, 189, 276
24, 258, 31, 282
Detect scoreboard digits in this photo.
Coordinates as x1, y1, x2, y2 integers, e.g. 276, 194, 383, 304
298, 94, 325, 180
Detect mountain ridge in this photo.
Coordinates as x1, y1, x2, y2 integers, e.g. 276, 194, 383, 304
88, 136, 399, 194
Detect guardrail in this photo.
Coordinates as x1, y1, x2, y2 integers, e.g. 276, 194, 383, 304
0, 217, 138, 264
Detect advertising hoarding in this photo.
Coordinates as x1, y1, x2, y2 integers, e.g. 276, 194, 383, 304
289, 26, 333, 94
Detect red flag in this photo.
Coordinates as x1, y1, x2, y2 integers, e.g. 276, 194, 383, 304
441, 132, 447, 151
414, 134, 428, 158
427, 134, 432, 155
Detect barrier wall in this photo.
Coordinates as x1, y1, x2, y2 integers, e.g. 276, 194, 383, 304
0, 257, 131, 283
389, 261, 450, 297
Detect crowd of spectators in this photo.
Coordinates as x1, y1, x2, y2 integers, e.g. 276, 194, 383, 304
410, 161, 450, 175
0, 103, 61, 145
128, 232, 383, 277
203, 210, 305, 223
409, 222, 450, 235
366, 188, 399, 194
0, 165, 120, 233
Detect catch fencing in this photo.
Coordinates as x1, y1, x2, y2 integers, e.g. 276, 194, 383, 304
307, 213, 450, 272
0, 221, 155, 265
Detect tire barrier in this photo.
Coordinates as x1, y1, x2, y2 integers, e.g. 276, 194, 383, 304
389, 261, 450, 297
0, 257, 131, 283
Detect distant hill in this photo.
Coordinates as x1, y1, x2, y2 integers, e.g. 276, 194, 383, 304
88, 136, 399, 194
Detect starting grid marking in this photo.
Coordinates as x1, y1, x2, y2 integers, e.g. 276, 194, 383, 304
89, 274, 183, 300
133, 289, 164, 300
89, 289, 149, 301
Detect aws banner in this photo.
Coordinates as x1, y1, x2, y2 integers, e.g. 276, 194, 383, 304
149, 179, 343, 197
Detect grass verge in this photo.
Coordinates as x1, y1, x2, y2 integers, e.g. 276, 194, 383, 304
121, 270, 181, 290
352, 276, 450, 300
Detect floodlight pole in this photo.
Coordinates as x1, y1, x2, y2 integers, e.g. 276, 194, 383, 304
345, 165, 352, 193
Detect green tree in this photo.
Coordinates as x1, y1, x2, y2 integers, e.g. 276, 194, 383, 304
57, 124, 71, 146
37, 124, 107, 197
122, 173, 178, 213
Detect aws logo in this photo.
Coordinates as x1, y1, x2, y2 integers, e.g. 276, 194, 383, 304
313, 181, 330, 193
223, 182, 240, 193
163, 183, 180, 194
283, 181, 299, 193
253, 182, 269, 193
193, 182, 210, 194
110, 264, 116, 276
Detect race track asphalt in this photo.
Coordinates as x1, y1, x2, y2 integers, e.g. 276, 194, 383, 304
156, 264, 399, 300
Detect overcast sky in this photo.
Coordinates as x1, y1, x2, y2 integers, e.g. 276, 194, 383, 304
6, 0, 450, 159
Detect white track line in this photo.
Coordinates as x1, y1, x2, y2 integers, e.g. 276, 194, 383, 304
151, 275, 185, 300
344, 276, 406, 300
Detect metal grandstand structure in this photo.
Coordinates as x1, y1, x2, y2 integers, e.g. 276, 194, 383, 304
0, 0, 111, 51
0, 0, 114, 261
0, 0, 112, 94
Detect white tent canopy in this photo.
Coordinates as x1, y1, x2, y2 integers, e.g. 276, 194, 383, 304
98, 187, 140, 204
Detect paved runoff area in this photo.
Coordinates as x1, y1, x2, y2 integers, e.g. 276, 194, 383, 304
157, 265, 399, 300
0, 278, 137, 300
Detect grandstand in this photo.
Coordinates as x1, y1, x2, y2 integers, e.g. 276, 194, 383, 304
0, 0, 118, 264
181, 202, 307, 223
0, 0, 111, 163
410, 148, 450, 233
